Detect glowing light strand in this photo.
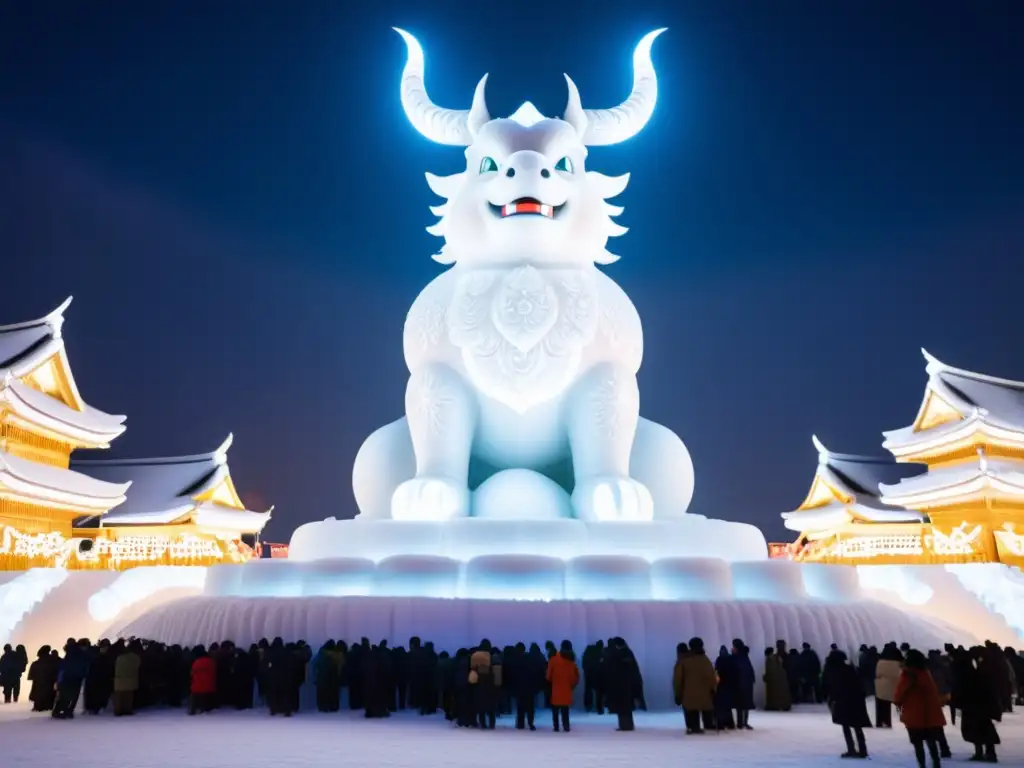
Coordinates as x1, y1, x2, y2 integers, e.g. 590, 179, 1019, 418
0, 523, 248, 569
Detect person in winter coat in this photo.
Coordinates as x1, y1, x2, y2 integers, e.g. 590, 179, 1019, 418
469, 640, 497, 729
189, 647, 217, 714
545, 640, 579, 733
675, 637, 717, 734
454, 649, 473, 727
0, 645, 19, 703
875, 644, 903, 727
1006, 647, 1024, 707
28, 646, 58, 712
507, 642, 540, 730
731, 640, 756, 730
799, 642, 823, 703
582, 640, 605, 714
603, 638, 637, 731
418, 641, 438, 715
894, 649, 950, 768
953, 647, 1000, 763
112, 642, 142, 716
763, 647, 792, 711
264, 638, 296, 717
53, 639, 90, 719
313, 640, 342, 713
713, 646, 736, 730
982, 642, 1012, 715
83, 640, 114, 714
438, 651, 455, 720
828, 650, 871, 759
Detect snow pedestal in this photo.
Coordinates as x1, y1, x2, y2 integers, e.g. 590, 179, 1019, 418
286, 518, 769, 564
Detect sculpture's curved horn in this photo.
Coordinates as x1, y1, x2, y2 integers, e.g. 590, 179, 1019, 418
467, 74, 491, 137
570, 28, 666, 146
562, 75, 588, 137
394, 28, 489, 146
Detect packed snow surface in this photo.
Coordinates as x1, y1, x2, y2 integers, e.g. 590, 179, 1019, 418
0, 704, 1021, 767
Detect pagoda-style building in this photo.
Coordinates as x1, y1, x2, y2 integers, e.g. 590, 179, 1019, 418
879, 350, 1024, 566
0, 298, 272, 571
72, 434, 271, 566
781, 436, 928, 562
781, 350, 1024, 567
0, 298, 129, 567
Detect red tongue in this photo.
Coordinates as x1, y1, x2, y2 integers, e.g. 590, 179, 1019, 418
501, 201, 553, 218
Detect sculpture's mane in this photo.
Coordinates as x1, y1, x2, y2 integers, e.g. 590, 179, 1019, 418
423, 167, 631, 266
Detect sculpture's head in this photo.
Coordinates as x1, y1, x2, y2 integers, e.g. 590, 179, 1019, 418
395, 28, 665, 268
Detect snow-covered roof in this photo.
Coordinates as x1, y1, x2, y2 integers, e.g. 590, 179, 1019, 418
0, 298, 126, 446
810, 435, 925, 505
781, 436, 926, 532
884, 349, 1024, 452
879, 452, 1024, 509
0, 448, 130, 511
782, 501, 926, 534
0, 297, 70, 371
72, 435, 268, 532
193, 502, 271, 535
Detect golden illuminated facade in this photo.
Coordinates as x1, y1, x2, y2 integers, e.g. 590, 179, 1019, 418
0, 299, 270, 571
0, 298, 129, 567
783, 350, 1024, 567
72, 434, 271, 567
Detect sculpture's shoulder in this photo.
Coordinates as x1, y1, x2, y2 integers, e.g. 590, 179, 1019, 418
403, 270, 457, 370
593, 269, 643, 373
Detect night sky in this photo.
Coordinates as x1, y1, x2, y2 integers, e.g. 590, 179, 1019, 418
1, 1, 1022, 542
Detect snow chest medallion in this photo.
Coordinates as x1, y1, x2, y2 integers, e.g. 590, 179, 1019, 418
493, 265, 559, 353
447, 266, 599, 412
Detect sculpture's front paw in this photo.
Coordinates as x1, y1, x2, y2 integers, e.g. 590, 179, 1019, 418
391, 476, 470, 521
572, 476, 654, 522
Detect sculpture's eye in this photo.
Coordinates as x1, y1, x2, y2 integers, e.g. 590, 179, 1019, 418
479, 157, 499, 174
554, 156, 574, 174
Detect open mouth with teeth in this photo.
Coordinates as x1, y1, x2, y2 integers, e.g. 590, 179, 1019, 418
490, 197, 564, 219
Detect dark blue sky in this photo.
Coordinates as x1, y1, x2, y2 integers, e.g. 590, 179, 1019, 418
1, 1, 1022, 541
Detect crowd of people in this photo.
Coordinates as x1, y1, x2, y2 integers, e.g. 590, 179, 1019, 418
1, 635, 1021, 766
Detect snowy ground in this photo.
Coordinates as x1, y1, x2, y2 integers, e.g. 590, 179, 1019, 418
0, 704, 1019, 768
0, 702, 1021, 767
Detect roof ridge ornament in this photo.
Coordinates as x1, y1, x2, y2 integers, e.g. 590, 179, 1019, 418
811, 434, 830, 464
212, 433, 234, 466
921, 347, 945, 375
44, 296, 73, 340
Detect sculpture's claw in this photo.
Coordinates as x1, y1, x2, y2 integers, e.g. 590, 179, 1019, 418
572, 476, 654, 522
391, 476, 471, 521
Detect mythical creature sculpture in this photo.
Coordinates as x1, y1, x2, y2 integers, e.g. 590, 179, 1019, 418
352, 28, 694, 522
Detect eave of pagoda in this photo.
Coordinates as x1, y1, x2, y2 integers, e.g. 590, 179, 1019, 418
0, 449, 129, 515
883, 413, 1024, 466
100, 502, 270, 538
0, 378, 126, 449
879, 457, 1024, 511
783, 501, 926, 533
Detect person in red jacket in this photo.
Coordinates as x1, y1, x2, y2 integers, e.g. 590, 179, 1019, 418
546, 640, 580, 733
189, 647, 217, 715
894, 649, 949, 768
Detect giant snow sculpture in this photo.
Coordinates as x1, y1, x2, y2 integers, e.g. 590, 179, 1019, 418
296, 27, 771, 565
